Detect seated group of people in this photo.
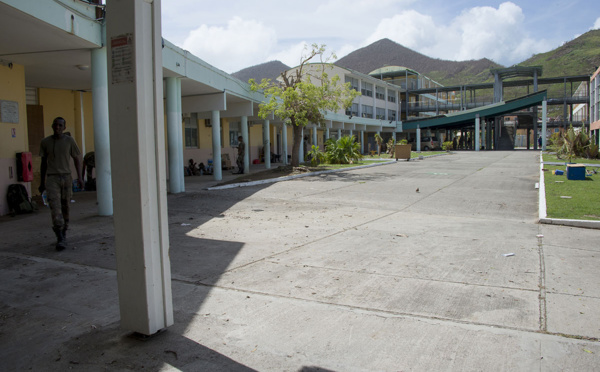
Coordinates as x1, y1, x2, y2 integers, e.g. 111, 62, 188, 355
186, 159, 212, 176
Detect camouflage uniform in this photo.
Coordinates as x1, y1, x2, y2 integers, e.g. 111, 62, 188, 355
45, 174, 72, 231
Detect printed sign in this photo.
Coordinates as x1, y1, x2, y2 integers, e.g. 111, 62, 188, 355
111, 34, 134, 84
0, 100, 19, 123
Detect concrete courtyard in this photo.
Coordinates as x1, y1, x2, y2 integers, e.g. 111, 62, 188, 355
1, 151, 599, 371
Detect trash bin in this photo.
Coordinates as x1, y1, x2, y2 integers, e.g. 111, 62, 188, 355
566, 164, 586, 180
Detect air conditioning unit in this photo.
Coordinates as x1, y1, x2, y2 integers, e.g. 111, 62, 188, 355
182, 112, 191, 118
205, 119, 211, 127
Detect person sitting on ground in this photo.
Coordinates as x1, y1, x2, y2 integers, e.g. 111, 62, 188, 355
188, 159, 200, 176
82, 151, 96, 190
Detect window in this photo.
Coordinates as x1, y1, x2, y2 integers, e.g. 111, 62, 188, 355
388, 110, 397, 121
345, 76, 359, 91
376, 108, 386, 119
361, 105, 373, 118
361, 82, 373, 97
346, 103, 359, 116
229, 122, 241, 147
388, 90, 396, 103
376, 86, 385, 100
184, 117, 198, 148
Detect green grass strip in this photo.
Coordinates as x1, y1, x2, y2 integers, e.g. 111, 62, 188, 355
543, 165, 600, 220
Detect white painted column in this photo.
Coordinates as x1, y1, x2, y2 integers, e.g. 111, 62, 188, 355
312, 126, 317, 149
542, 99, 547, 151
416, 126, 421, 152
475, 114, 480, 152
325, 127, 330, 140
166, 77, 183, 193
241, 116, 249, 173
79, 92, 86, 155
175, 78, 184, 190
349, 129, 353, 139
282, 123, 288, 165
106, 0, 172, 335
211, 110, 222, 180
263, 119, 271, 169
91, 44, 113, 216
337, 128, 342, 139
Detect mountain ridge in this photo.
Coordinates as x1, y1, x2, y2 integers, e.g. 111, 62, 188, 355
232, 30, 600, 86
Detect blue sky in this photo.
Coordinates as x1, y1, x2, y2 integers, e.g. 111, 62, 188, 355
160, 0, 600, 73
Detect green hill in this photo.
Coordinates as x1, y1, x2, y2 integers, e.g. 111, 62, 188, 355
519, 29, 600, 77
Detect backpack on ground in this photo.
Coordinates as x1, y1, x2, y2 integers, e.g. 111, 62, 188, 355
6, 184, 36, 216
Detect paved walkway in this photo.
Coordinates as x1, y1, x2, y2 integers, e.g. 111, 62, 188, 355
1, 151, 599, 371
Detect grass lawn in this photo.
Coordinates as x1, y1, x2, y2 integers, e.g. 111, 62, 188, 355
542, 153, 600, 165
543, 165, 600, 220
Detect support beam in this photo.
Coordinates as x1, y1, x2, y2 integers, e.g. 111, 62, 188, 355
91, 44, 113, 216
542, 99, 547, 151
475, 115, 480, 152
416, 126, 421, 152
166, 77, 183, 193
282, 123, 288, 165
106, 0, 173, 335
211, 110, 222, 180
241, 116, 249, 173
263, 119, 271, 169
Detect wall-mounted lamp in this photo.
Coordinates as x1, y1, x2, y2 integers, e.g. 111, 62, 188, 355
76, 65, 90, 71
348, 115, 353, 119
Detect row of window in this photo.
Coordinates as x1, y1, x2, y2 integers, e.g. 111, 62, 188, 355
345, 105, 396, 120
345, 76, 397, 103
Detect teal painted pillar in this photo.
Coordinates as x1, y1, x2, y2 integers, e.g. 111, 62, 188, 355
349, 129, 353, 139
361, 131, 364, 154
337, 128, 342, 139
325, 127, 330, 140
212, 110, 222, 180
475, 114, 480, 152
282, 123, 288, 165
91, 44, 113, 216
241, 116, 249, 174
299, 127, 304, 162
416, 126, 421, 152
542, 99, 547, 151
263, 119, 271, 169
176, 78, 184, 190
166, 77, 183, 193
312, 126, 317, 149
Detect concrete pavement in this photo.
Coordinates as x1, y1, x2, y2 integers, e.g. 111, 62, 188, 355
1, 151, 599, 371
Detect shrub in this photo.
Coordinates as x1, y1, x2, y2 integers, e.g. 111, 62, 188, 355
442, 141, 453, 151
325, 135, 363, 164
307, 145, 326, 166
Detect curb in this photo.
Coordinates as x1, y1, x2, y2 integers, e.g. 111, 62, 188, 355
538, 153, 600, 229
207, 160, 397, 190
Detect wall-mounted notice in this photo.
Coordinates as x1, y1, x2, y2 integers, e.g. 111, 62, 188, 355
111, 33, 135, 84
0, 100, 19, 123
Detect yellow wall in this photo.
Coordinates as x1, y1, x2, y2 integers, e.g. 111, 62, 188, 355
39, 88, 77, 139
0, 64, 29, 215
0, 63, 28, 158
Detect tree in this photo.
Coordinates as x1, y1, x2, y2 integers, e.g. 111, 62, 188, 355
250, 44, 360, 167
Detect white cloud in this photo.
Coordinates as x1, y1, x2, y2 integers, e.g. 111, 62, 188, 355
363, 2, 553, 66
592, 17, 600, 30
181, 17, 277, 73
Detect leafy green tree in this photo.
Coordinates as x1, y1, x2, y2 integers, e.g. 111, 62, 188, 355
250, 44, 360, 167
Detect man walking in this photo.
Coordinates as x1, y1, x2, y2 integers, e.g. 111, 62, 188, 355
39, 117, 83, 251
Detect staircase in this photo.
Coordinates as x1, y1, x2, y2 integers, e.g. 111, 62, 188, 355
497, 124, 515, 150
